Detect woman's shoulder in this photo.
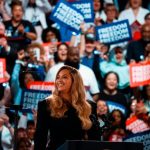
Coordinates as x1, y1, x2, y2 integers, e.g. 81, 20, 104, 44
38, 96, 53, 111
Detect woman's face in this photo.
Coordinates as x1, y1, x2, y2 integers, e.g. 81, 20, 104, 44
112, 111, 122, 124
27, 125, 35, 140
97, 100, 108, 116
106, 6, 117, 22
105, 73, 118, 90
46, 31, 57, 42
145, 15, 150, 25
130, 0, 142, 9
115, 51, 123, 63
24, 73, 35, 87
93, 0, 101, 12
57, 44, 68, 62
55, 69, 72, 94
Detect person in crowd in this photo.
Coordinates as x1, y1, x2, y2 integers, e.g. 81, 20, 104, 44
24, 0, 48, 43
119, 0, 149, 40
34, 65, 100, 150
144, 12, 150, 25
126, 98, 150, 134
0, 114, 14, 150
16, 137, 32, 150
26, 120, 35, 147
11, 47, 41, 105
0, 0, 11, 21
3, 0, 37, 50
99, 72, 129, 114
54, 42, 69, 64
104, 109, 127, 141
104, 3, 118, 24
0, 22, 18, 75
0, 72, 11, 107
42, 27, 61, 43
80, 33, 102, 89
119, 0, 149, 25
126, 23, 150, 63
4, 0, 52, 17
100, 46, 130, 96
144, 43, 150, 61
26, 43, 46, 80
16, 128, 28, 142
96, 99, 111, 140
93, 0, 106, 26
26, 43, 45, 64
142, 85, 150, 115
45, 47, 100, 102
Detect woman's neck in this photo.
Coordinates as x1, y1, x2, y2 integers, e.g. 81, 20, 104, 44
61, 93, 71, 102
104, 89, 117, 95
132, 7, 140, 17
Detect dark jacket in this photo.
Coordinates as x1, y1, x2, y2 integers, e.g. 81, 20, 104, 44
126, 39, 149, 63
34, 100, 100, 150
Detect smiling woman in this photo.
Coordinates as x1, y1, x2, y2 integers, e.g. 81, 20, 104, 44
34, 65, 100, 150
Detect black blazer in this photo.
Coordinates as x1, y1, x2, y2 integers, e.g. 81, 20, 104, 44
34, 100, 100, 150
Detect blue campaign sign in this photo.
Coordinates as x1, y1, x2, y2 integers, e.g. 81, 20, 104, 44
21, 89, 51, 110
50, 0, 84, 33
96, 20, 132, 44
107, 101, 127, 115
69, 0, 94, 23
59, 26, 73, 42
124, 130, 150, 150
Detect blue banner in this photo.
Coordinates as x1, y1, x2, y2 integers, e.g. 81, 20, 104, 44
50, 0, 84, 33
96, 20, 132, 44
21, 89, 51, 110
124, 130, 150, 150
107, 101, 127, 115
60, 26, 73, 42
69, 0, 94, 23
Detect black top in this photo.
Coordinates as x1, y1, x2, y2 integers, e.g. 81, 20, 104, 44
126, 39, 149, 63
34, 100, 100, 150
3, 19, 36, 50
99, 91, 128, 110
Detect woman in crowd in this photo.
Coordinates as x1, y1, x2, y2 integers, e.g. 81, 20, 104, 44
104, 109, 127, 141
11, 48, 41, 105
54, 42, 69, 64
93, 0, 106, 26
100, 46, 130, 97
34, 65, 100, 150
99, 72, 129, 114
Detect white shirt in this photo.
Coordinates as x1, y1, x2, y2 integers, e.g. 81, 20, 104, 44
1, 126, 13, 150
119, 7, 149, 25
24, 7, 47, 29
45, 63, 100, 101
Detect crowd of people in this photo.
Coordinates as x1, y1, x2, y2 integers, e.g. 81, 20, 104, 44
0, 0, 150, 149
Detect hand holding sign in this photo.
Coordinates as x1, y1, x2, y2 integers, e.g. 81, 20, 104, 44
96, 20, 132, 44
50, 0, 84, 33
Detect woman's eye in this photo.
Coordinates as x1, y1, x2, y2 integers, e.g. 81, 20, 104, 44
63, 76, 67, 79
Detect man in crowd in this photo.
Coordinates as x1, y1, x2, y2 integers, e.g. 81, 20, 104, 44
45, 47, 100, 102
3, 0, 37, 51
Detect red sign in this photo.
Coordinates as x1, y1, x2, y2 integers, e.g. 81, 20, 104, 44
126, 115, 150, 134
27, 81, 55, 91
0, 59, 7, 83
129, 61, 150, 87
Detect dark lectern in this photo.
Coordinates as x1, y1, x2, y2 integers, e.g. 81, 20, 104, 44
57, 140, 143, 150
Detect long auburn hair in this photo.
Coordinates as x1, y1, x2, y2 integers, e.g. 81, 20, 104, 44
47, 65, 92, 130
